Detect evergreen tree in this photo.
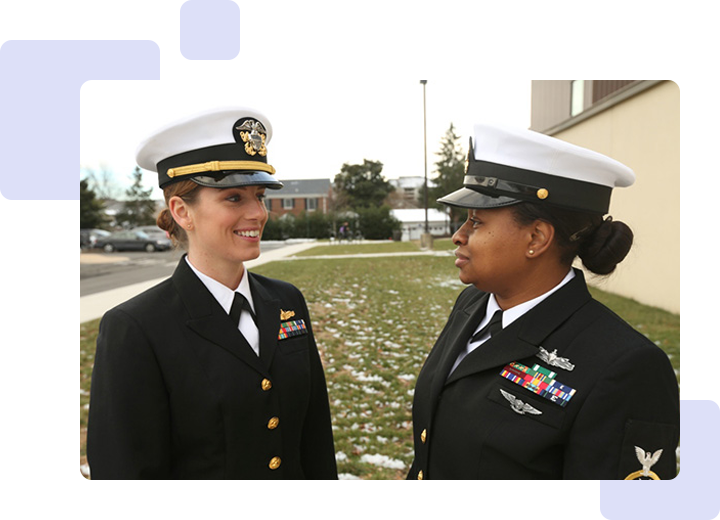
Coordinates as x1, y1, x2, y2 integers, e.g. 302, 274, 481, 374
80, 179, 108, 229
428, 123, 466, 232
115, 167, 158, 228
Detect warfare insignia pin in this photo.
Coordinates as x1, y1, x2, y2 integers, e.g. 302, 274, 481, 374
624, 446, 663, 480
280, 309, 295, 321
499, 388, 542, 416
235, 119, 268, 156
537, 347, 575, 371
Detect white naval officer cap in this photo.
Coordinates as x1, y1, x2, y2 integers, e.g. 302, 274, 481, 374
438, 123, 635, 214
136, 107, 284, 190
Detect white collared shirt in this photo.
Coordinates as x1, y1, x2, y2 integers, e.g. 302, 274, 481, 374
185, 257, 260, 356
450, 268, 576, 374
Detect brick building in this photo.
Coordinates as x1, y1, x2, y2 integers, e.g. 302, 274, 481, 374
264, 178, 332, 218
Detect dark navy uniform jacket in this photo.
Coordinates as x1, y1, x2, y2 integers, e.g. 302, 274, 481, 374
87, 257, 337, 479
409, 269, 679, 480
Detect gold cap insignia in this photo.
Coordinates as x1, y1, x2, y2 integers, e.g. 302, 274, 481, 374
236, 119, 268, 157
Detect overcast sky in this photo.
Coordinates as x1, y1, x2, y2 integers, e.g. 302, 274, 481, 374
80, 77, 531, 199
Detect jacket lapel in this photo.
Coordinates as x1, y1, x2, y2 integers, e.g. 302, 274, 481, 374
428, 292, 489, 399
446, 268, 593, 384
171, 257, 268, 376
248, 273, 280, 370
446, 327, 537, 383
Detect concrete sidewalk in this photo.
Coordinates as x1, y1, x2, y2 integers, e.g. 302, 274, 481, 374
79, 241, 320, 324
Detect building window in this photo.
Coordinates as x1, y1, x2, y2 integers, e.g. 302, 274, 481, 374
265, 198, 272, 211
306, 197, 318, 211
282, 198, 295, 210
571, 80, 585, 117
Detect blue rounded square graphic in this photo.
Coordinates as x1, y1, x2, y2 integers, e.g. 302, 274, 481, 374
180, 0, 240, 60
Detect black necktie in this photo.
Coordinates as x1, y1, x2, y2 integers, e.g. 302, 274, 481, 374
470, 309, 503, 343
448, 309, 505, 377
230, 292, 257, 326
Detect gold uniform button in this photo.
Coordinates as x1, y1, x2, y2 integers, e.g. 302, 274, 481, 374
536, 188, 549, 200
269, 456, 281, 470
261, 378, 272, 391
420, 429, 427, 444
267, 417, 280, 430
417, 470, 424, 480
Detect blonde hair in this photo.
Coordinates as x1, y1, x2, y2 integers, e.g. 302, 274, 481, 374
156, 180, 201, 250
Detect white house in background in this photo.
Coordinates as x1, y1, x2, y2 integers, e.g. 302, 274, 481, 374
391, 208, 449, 241
389, 176, 426, 205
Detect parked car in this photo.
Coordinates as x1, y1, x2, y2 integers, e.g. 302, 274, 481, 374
96, 230, 172, 253
80, 228, 111, 249
133, 225, 170, 239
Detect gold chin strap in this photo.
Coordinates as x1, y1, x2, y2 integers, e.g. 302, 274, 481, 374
167, 160, 276, 178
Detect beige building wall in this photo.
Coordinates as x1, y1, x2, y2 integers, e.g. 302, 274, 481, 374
550, 81, 680, 313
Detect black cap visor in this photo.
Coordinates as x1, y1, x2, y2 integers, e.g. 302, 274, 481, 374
437, 187, 521, 210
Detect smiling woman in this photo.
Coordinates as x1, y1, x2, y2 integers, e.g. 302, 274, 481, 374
86, 107, 337, 480
161, 183, 269, 288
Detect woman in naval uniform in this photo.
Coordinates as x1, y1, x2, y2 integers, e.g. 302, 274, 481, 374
409, 124, 679, 480
87, 108, 337, 479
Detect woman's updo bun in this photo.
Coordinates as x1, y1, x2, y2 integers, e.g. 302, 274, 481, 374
156, 207, 181, 243
576, 217, 633, 275
156, 180, 201, 250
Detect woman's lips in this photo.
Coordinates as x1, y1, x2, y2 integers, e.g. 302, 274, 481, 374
234, 229, 261, 240
454, 250, 469, 268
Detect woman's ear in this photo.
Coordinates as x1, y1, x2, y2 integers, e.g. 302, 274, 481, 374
168, 196, 193, 231
526, 220, 555, 258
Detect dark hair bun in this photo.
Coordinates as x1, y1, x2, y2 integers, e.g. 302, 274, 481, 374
578, 218, 633, 275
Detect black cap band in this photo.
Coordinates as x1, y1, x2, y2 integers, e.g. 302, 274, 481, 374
157, 143, 282, 189
460, 159, 612, 214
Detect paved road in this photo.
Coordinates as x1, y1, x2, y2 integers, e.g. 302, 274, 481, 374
80, 241, 291, 297
79, 241, 318, 323
80, 249, 182, 296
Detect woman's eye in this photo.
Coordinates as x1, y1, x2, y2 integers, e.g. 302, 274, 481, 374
225, 192, 265, 203
469, 218, 481, 228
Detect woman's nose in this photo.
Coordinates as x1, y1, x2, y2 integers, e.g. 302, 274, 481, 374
452, 226, 467, 246
247, 198, 267, 220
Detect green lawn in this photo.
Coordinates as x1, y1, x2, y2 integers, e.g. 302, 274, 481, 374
80, 251, 680, 479
293, 240, 422, 257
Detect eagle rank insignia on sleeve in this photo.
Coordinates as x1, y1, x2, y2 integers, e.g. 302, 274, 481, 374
624, 446, 663, 480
